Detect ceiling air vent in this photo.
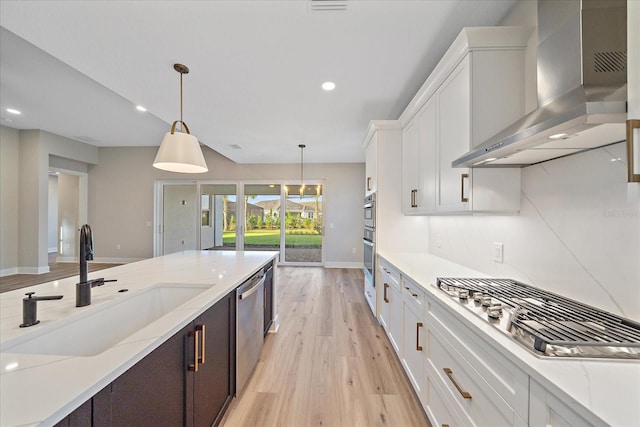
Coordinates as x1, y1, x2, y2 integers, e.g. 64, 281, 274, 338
593, 50, 627, 73
310, 0, 348, 12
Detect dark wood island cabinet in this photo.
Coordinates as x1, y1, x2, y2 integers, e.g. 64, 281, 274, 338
54, 292, 236, 427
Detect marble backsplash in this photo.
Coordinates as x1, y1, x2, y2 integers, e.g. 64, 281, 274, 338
428, 141, 640, 321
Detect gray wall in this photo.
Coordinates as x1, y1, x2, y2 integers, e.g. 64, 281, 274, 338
0, 126, 20, 274
88, 146, 364, 267
48, 175, 58, 252
0, 126, 98, 274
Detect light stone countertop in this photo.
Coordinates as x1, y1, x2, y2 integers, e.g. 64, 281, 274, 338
0, 250, 278, 427
378, 250, 640, 427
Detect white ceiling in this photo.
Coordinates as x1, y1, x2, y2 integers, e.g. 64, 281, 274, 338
0, 0, 516, 164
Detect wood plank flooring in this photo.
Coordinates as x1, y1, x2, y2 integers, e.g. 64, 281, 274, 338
0, 253, 119, 293
221, 267, 431, 427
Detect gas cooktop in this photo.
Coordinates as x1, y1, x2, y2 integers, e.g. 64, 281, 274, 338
436, 278, 640, 360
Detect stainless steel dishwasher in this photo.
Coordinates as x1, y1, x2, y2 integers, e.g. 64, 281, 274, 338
236, 269, 265, 395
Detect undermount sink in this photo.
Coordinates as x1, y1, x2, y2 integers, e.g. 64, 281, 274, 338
2, 284, 210, 357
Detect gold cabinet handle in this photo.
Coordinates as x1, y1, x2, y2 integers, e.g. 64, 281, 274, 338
461, 173, 469, 202
416, 322, 423, 351
188, 329, 200, 372
627, 119, 640, 182
384, 283, 389, 303
367, 176, 372, 191
410, 189, 418, 208
444, 368, 471, 399
196, 324, 206, 364
442, 424, 451, 427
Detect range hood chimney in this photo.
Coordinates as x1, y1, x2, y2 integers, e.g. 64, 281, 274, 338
453, 0, 627, 168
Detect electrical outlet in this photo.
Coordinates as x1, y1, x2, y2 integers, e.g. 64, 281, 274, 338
493, 242, 504, 263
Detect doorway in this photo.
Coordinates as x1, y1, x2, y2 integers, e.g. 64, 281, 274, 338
283, 183, 323, 265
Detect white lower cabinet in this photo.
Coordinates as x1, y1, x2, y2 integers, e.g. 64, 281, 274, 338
401, 276, 426, 403
377, 257, 605, 427
377, 261, 403, 354
529, 379, 602, 427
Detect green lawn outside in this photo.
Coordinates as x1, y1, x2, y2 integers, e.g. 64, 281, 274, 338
223, 229, 321, 246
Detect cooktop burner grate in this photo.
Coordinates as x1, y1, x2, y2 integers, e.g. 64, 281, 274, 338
436, 278, 640, 358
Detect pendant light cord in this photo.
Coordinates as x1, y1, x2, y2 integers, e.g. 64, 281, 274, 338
179, 70, 183, 131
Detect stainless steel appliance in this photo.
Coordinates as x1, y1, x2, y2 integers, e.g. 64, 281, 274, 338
364, 193, 375, 229
236, 269, 265, 394
363, 194, 376, 315
437, 278, 640, 359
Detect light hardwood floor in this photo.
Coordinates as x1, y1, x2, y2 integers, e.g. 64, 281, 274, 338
221, 267, 431, 427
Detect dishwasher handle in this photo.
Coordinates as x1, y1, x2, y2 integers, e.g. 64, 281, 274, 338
238, 274, 266, 300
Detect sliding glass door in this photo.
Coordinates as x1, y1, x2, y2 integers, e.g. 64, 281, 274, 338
200, 183, 237, 251
242, 184, 282, 253
283, 184, 323, 264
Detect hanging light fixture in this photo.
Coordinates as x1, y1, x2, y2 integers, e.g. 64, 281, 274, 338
153, 63, 208, 173
298, 144, 306, 199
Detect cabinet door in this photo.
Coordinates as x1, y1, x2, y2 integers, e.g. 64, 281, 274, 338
190, 292, 236, 427
437, 56, 471, 213
402, 303, 425, 398
109, 324, 188, 426
529, 379, 598, 427
389, 285, 403, 356
402, 118, 420, 214
365, 135, 377, 195
417, 98, 437, 212
377, 266, 392, 333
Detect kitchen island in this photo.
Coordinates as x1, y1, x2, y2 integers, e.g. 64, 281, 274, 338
377, 250, 640, 427
0, 250, 278, 427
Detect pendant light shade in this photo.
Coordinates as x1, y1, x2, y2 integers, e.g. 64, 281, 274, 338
153, 64, 208, 173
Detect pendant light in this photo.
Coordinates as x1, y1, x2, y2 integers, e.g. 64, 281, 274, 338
298, 144, 306, 199
153, 63, 208, 173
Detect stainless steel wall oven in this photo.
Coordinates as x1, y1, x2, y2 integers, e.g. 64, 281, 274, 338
363, 194, 376, 315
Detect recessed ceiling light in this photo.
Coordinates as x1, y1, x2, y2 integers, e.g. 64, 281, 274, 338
6, 108, 21, 115
548, 133, 569, 140
136, 105, 147, 112
322, 81, 336, 91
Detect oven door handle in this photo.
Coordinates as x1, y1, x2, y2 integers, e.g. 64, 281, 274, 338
363, 238, 374, 247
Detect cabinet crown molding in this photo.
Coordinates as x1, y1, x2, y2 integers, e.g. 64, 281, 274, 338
362, 120, 401, 148
399, 26, 532, 127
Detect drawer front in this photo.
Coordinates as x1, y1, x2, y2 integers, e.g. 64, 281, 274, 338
425, 371, 467, 427
378, 258, 401, 291
402, 276, 425, 313
427, 325, 518, 426
428, 298, 529, 420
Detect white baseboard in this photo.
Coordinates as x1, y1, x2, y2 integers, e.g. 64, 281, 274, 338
324, 262, 363, 269
0, 267, 19, 277
0, 265, 51, 276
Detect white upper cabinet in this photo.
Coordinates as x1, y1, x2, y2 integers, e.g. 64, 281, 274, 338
364, 133, 377, 195
400, 26, 531, 215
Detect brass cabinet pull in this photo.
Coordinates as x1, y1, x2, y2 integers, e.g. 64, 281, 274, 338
416, 322, 423, 351
442, 424, 451, 427
405, 286, 418, 298
384, 283, 389, 303
461, 173, 469, 202
410, 189, 418, 208
196, 324, 206, 364
188, 329, 200, 372
627, 120, 640, 182
367, 176, 372, 191
444, 368, 472, 399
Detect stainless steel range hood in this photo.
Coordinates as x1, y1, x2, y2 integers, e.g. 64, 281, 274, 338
453, 0, 627, 168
